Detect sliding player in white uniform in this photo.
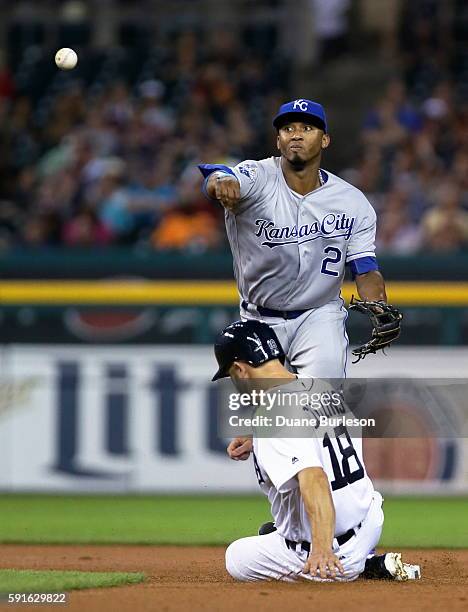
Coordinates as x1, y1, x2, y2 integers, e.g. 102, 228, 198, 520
212, 320, 421, 582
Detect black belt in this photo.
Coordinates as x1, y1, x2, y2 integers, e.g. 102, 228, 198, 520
285, 524, 361, 554
241, 300, 308, 320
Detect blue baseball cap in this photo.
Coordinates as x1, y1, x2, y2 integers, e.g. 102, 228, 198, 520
273, 99, 328, 132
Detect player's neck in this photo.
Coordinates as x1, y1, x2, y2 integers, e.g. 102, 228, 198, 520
250, 362, 297, 388
281, 157, 322, 196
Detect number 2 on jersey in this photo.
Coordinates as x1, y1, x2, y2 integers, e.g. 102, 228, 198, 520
320, 246, 342, 277
322, 425, 364, 490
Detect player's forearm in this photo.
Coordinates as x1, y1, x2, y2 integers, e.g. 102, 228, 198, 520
205, 173, 221, 199
355, 270, 387, 302
205, 172, 241, 204
298, 467, 335, 551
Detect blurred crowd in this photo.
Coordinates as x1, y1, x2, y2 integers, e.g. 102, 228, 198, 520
0, 30, 287, 253
343, 0, 468, 254
344, 78, 468, 254
0, 3, 466, 255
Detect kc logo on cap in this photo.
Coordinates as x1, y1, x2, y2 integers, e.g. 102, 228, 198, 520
273, 98, 328, 132
292, 99, 309, 112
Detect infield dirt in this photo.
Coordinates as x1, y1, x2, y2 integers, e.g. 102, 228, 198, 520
0, 545, 466, 612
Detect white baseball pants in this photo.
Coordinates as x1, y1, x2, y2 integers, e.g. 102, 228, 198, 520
240, 298, 349, 378
225, 492, 384, 583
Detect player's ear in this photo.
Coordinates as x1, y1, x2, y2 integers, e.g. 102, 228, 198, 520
231, 361, 241, 377
321, 133, 330, 149
233, 361, 249, 379
276, 133, 280, 151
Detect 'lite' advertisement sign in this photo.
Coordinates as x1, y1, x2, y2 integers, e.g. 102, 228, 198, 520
0, 345, 466, 493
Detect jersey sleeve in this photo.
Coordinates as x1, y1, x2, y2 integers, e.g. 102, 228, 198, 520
257, 436, 324, 493
346, 197, 379, 278
230, 161, 266, 203
198, 160, 266, 213
197, 164, 236, 201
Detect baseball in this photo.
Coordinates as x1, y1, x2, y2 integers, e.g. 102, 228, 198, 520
55, 48, 78, 70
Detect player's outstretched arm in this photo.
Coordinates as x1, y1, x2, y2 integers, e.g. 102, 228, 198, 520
205, 173, 241, 211
354, 270, 387, 302
298, 467, 344, 579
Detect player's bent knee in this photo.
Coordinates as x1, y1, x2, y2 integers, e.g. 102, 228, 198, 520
225, 537, 265, 582
225, 540, 248, 581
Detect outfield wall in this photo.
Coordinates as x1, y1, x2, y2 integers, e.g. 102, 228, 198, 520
0, 345, 467, 494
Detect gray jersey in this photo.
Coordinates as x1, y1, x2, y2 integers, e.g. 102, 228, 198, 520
225, 157, 377, 310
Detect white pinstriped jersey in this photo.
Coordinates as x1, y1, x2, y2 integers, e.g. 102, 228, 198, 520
224, 157, 377, 310
254, 433, 374, 542
252, 380, 374, 543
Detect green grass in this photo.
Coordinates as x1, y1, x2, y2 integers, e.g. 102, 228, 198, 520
0, 495, 266, 545
379, 496, 468, 548
0, 569, 145, 593
0, 494, 466, 548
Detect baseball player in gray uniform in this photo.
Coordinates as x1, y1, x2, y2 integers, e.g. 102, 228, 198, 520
198, 97, 401, 380
211, 319, 421, 582
200, 98, 402, 462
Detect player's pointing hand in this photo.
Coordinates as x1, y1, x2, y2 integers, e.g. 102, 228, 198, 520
227, 436, 253, 460
303, 549, 344, 580
214, 175, 240, 211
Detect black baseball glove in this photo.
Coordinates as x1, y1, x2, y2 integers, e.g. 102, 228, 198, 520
348, 296, 403, 362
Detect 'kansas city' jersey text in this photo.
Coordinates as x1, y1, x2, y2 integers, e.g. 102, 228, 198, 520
199, 157, 378, 311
